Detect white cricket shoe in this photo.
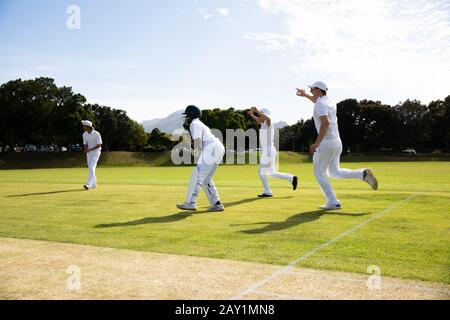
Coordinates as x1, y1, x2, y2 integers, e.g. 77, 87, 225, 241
176, 202, 198, 211
319, 203, 342, 211
83, 184, 90, 190
207, 203, 225, 212
363, 169, 378, 190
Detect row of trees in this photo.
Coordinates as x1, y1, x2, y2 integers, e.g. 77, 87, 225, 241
183, 100, 450, 153
1, 77, 449, 153
0, 78, 262, 153
0, 78, 151, 151
279, 98, 450, 153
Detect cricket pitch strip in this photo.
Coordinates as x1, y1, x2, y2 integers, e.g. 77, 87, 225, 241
0, 237, 448, 300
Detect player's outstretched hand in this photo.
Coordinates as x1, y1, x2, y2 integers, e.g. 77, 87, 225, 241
296, 88, 307, 97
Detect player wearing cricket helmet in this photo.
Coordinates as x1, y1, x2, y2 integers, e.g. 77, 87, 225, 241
177, 105, 226, 212
182, 105, 202, 130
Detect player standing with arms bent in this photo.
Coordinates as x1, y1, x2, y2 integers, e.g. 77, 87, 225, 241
81, 120, 102, 191
176, 105, 226, 212
297, 82, 378, 210
247, 107, 298, 198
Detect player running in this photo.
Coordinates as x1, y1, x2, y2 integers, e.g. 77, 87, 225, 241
176, 105, 226, 212
297, 81, 378, 210
247, 107, 298, 198
81, 120, 103, 191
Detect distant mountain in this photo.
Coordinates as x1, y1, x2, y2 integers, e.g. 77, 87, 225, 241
141, 110, 289, 134
142, 110, 184, 134
274, 121, 288, 129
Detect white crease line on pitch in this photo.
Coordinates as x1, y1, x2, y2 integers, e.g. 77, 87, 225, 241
250, 289, 311, 300
283, 270, 450, 294
231, 193, 420, 300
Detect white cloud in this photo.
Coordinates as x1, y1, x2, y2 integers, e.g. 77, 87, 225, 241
244, 32, 296, 52
216, 8, 230, 17
197, 8, 214, 20
237, 2, 250, 8
250, 0, 450, 104
197, 7, 231, 20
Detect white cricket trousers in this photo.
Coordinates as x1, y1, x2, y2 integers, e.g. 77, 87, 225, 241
86, 151, 101, 189
185, 141, 225, 205
313, 139, 364, 205
259, 146, 293, 195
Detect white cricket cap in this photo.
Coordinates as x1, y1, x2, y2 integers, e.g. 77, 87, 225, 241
261, 108, 271, 116
81, 120, 93, 127
308, 81, 328, 91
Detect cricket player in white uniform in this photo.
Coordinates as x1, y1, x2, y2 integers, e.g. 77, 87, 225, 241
297, 82, 378, 210
81, 120, 103, 191
176, 105, 226, 212
247, 107, 298, 197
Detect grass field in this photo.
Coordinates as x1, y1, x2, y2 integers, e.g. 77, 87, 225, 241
0, 157, 449, 285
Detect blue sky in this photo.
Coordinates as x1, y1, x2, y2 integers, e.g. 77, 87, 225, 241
1, 0, 449, 124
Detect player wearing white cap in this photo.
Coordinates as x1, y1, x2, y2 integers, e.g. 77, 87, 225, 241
176, 105, 226, 212
81, 120, 102, 190
247, 107, 298, 198
297, 82, 378, 210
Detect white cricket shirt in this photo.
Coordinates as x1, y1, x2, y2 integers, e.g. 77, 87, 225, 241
260, 121, 275, 150
83, 129, 103, 151
313, 96, 340, 140
190, 119, 218, 147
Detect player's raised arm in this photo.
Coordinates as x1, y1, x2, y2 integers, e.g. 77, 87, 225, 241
258, 109, 272, 127
247, 107, 271, 127
296, 88, 318, 103
246, 107, 263, 124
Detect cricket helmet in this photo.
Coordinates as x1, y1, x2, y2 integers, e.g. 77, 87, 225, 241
183, 105, 202, 119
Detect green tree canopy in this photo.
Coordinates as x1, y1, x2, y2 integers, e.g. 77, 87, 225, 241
0, 78, 148, 151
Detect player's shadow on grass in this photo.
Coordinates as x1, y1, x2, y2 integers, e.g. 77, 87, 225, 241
6, 189, 84, 197
232, 211, 371, 234
95, 197, 294, 229
94, 211, 209, 228
223, 196, 293, 208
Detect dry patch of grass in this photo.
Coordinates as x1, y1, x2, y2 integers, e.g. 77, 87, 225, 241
1, 238, 448, 300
